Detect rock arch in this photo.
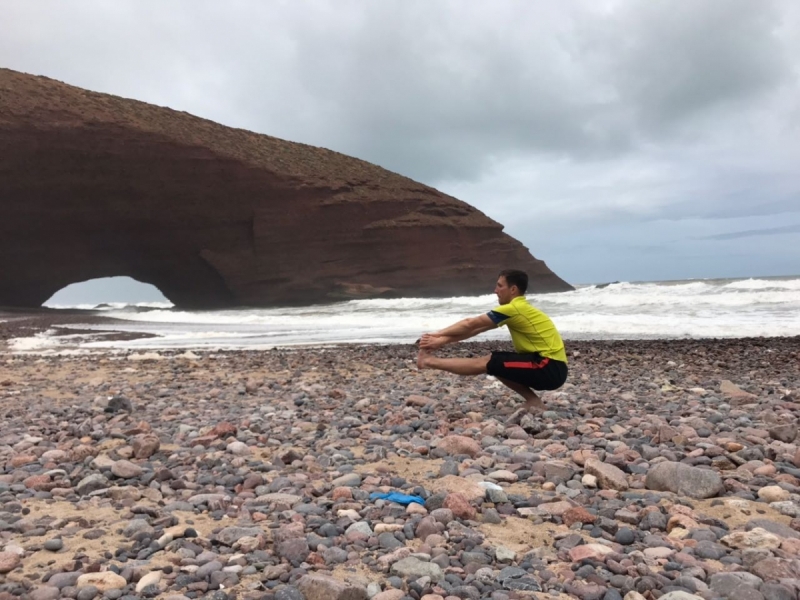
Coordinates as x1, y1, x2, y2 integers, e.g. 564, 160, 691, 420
0, 69, 572, 309
45, 276, 169, 307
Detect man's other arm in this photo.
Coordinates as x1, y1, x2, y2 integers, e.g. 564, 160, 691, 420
419, 314, 496, 348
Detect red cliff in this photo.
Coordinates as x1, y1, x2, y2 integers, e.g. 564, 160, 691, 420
0, 68, 572, 308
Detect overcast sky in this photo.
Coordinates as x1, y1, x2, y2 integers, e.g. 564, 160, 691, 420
2, 1, 799, 304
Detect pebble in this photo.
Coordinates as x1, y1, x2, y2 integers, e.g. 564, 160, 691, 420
43, 538, 63, 551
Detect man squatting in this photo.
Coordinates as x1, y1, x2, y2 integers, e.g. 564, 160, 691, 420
417, 269, 568, 418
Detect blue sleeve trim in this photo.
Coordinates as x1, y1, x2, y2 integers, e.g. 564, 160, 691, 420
487, 311, 509, 325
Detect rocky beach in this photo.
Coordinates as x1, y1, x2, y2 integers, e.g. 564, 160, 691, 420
1, 337, 799, 600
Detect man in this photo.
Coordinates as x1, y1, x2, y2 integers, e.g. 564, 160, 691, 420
417, 269, 568, 417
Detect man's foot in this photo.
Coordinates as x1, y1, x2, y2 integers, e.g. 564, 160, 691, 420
504, 397, 545, 426
523, 396, 545, 413
417, 348, 432, 370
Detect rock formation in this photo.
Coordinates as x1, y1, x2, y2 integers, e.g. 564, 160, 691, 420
0, 68, 572, 308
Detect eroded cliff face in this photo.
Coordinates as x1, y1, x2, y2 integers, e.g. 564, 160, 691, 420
0, 69, 572, 308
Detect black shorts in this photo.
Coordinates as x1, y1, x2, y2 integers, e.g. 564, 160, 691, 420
486, 351, 568, 391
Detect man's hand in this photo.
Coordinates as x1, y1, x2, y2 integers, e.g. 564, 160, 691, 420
417, 315, 496, 349
419, 333, 448, 350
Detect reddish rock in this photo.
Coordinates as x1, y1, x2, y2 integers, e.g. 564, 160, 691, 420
190, 435, 217, 447
563, 506, 597, 527
751, 557, 800, 581
585, 458, 629, 491
437, 435, 481, 458
332, 487, 353, 502
571, 449, 597, 466
210, 422, 237, 437
23, 474, 52, 490
405, 395, 432, 407
536, 501, 574, 516
132, 434, 160, 459
374, 591, 406, 600
0, 552, 20, 574
720, 380, 757, 401
568, 544, 614, 562
443, 493, 476, 520
273, 523, 306, 543
0, 68, 570, 309
8, 454, 36, 468
429, 475, 486, 502
242, 474, 263, 490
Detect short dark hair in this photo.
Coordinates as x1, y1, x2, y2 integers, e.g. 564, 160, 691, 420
499, 269, 528, 294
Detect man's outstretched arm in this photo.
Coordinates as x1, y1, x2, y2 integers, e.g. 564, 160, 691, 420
420, 314, 496, 349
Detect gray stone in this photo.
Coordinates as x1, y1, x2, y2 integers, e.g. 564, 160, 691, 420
378, 532, 404, 550
497, 567, 527, 583
195, 560, 223, 579
505, 578, 542, 592
215, 526, 263, 546
277, 538, 310, 564
123, 518, 155, 538
645, 462, 723, 498
330, 473, 361, 487
486, 487, 508, 503
695, 539, 728, 560
483, 508, 502, 524
748, 518, 793, 536
296, 573, 367, 600
43, 538, 63, 551
345, 521, 373, 537
658, 593, 705, 600
107, 395, 133, 412
274, 587, 305, 600
322, 546, 348, 565
29, 587, 60, 600
710, 572, 765, 593
47, 572, 81, 589
76, 586, 99, 600
111, 460, 143, 479
759, 583, 796, 600
75, 474, 109, 496
390, 556, 444, 580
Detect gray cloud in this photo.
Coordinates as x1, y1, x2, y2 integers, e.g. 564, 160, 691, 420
699, 223, 800, 240
1, 0, 799, 288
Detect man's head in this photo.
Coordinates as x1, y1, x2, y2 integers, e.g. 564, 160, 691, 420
495, 269, 528, 304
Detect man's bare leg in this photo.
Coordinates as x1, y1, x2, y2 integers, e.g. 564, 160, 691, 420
417, 348, 490, 375
417, 349, 543, 423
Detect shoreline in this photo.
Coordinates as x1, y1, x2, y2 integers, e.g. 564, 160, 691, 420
3, 307, 800, 355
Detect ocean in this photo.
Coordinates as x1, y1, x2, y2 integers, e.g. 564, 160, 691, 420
13, 276, 800, 352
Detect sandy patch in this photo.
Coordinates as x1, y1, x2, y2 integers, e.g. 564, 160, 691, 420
355, 456, 443, 483
331, 562, 385, 586
691, 497, 794, 529
6, 499, 232, 583
10, 500, 128, 579
478, 516, 569, 553
501, 482, 539, 497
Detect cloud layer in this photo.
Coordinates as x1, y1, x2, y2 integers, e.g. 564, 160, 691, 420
2, 0, 799, 285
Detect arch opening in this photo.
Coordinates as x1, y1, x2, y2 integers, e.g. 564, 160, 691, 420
44, 276, 172, 309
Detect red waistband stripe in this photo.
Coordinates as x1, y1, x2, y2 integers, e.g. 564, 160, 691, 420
504, 358, 550, 369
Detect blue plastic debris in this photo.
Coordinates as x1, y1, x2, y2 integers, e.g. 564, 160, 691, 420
369, 491, 425, 506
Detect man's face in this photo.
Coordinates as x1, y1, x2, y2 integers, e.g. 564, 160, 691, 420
494, 276, 516, 305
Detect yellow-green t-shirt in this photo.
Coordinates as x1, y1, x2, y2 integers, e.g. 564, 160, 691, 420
487, 296, 567, 363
